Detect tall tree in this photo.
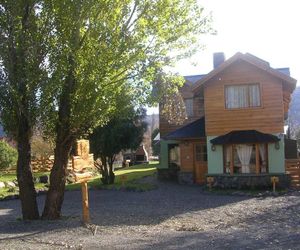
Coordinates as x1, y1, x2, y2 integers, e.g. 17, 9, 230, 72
41, 0, 213, 219
90, 107, 147, 184
0, 1, 49, 219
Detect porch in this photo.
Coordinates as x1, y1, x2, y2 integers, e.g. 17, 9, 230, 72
158, 117, 208, 185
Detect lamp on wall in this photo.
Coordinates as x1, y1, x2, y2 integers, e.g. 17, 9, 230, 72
211, 144, 216, 151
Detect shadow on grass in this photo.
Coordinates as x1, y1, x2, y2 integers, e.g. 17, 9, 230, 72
66, 162, 158, 192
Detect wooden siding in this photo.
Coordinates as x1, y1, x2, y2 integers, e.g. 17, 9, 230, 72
159, 86, 205, 137
286, 159, 300, 189
204, 61, 285, 136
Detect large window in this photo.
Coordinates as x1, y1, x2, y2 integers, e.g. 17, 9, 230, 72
184, 98, 194, 117
223, 144, 268, 174
225, 83, 261, 109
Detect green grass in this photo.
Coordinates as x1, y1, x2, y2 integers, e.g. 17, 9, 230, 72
0, 162, 158, 199
66, 161, 158, 192
0, 171, 51, 199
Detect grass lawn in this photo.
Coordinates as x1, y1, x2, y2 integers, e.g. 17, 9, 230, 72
66, 161, 158, 192
0, 171, 50, 199
0, 162, 158, 199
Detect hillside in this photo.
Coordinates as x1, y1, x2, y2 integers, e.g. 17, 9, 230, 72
289, 86, 300, 134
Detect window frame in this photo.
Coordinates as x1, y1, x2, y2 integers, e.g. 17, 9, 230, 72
224, 83, 262, 110
184, 98, 194, 117
223, 143, 269, 174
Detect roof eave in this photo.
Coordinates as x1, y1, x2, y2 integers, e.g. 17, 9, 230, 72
191, 52, 297, 93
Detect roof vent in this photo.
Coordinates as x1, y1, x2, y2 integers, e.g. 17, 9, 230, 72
213, 52, 225, 69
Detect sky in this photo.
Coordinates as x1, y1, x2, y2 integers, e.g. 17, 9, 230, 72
147, 0, 299, 114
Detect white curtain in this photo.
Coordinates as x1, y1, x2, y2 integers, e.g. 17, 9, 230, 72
224, 145, 231, 173
249, 84, 261, 107
226, 85, 248, 108
259, 144, 267, 173
236, 144, 253, 173
226, 84, 260, 108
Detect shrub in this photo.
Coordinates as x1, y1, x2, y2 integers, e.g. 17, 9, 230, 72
0, 140, 17, 169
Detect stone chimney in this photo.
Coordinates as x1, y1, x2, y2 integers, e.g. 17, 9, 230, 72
213, 52, 225, 69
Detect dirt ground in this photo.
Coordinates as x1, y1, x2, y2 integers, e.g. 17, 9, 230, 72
0, 179, 300, 249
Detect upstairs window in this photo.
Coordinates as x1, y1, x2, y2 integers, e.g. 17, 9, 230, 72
225, 83, 261, 109
184, 98, 194, 117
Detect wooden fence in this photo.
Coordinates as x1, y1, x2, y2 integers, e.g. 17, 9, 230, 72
31, 158, 72, 172
285, 159, 300, 189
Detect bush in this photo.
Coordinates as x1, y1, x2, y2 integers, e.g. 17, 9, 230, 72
0, 140, 17, 169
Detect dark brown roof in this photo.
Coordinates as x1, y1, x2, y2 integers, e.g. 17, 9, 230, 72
164, 117, 206, 140
210, 130, 280, 145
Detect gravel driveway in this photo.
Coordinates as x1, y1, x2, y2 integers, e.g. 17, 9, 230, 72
0, 178, 300, 250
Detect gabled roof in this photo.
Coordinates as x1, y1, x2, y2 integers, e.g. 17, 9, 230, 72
192, 52, 297, 92
210, 130, 280, 145
164, 117, 206, 140
184, 74, 206, 84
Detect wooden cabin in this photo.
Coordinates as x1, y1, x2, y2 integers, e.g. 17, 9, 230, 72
123, 144, 149, 165
158, 52, 297, 188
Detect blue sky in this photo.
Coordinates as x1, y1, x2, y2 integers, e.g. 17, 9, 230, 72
147, 0, 299, 115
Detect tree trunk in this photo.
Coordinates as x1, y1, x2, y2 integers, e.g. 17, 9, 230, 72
100, 156, 109, 185
16, 120, 39, 220
41, 135, 73, 219
41, 49, 77, 219
108, 156, 115, 184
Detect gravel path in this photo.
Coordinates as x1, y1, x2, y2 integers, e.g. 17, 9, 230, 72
0, 178, 300, 249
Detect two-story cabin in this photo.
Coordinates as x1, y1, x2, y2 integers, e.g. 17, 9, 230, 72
158, 52, 297, 188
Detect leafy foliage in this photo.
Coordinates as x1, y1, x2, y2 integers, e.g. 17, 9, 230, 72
31, 135, 54, 159
0, 141, 17, 169
0, 0, 51, 219
41, 0, 214, 138
90, 107, 147, 184
0, 1, 50, 139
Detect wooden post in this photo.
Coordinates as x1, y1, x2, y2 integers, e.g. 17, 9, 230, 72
81, 181, 90, 223
255, 144, 260, 174
120, 175, 127, 187
230, 145, 234, 175
271, 176, 279, 193
207, 177, 214, 191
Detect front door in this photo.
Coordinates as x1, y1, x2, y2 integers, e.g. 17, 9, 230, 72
194, 143, 208, 184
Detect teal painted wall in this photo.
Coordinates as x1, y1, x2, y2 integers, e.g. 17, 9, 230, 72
159, 140, 179, 169
268, 137, 285, 173
207, 136, 224, 174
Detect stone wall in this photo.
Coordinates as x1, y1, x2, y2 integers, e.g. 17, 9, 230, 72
206, 174, 291, 189
157, 168, 179, 181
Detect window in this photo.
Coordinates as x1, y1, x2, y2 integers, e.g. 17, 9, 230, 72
225, 84, 261, 109
184, 98, 193, 117
168, 144, 180, 167
195, 144, 207, 162
223, 144, 268, 174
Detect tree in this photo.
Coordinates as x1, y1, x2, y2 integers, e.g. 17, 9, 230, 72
90, 108, 147, 184
0, 1, 50, 219
151, 128, 160, 156
0, 140, 18, 170
41, 0, 213, 219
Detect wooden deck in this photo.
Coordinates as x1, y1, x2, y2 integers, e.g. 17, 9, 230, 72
286, 159, 300, 189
